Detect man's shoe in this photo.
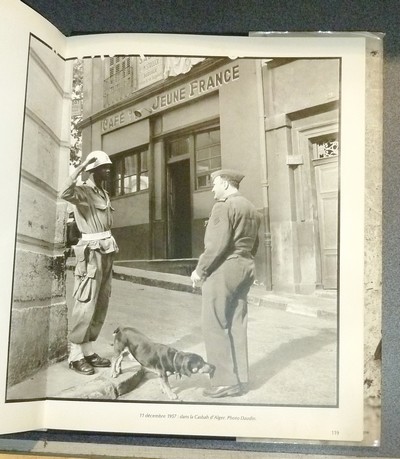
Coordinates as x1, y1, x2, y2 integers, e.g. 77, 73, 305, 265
84, 353, 111, 368
203, 384, 242, 398
240, 382, 249, 394
69, 358, 94, 375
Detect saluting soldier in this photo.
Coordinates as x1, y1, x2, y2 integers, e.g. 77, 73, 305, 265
191, 169, 261, 398
60, 151, 118, 375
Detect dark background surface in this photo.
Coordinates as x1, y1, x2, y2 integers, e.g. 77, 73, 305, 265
6, 0, 400, 457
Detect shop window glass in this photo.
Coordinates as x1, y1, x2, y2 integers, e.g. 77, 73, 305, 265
140, 151, 149, 190
169, 138, 189, 158
165, 127, 220, 190
108, 148, 149, 197
197, 175, 209, 188
195, 129, 221, 189
210, 156, 221, 169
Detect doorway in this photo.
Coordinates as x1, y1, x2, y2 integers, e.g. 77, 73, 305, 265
167, 159, 192, 258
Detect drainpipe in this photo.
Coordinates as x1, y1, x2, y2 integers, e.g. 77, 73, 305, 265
255, 59, 272, 291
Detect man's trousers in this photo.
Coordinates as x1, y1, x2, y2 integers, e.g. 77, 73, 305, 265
201, 256, 255, 387
69, 246, 114, 345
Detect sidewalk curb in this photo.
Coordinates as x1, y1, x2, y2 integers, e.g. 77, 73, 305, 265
57, 366, 144, 400
113, 266, 200, 295
67, 261, 337, 320
248, 293, 337, 320
112, 266, 336, 319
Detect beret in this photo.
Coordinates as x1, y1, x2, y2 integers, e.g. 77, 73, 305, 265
211, 169, 245, 183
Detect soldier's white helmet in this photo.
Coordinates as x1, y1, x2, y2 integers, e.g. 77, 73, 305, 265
85, 150, 112, 172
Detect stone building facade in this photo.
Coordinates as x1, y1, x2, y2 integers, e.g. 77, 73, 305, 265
7, 36, 71, 387
263, 59, 340, 293
79, 56, 340, 296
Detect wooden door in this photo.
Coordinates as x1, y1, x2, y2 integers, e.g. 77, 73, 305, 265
167, 159, 192, 259
314, 156, 339, 289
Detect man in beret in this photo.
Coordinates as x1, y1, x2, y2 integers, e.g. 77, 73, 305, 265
191, 169, 261, 398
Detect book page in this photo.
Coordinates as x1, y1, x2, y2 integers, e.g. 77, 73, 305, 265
0, 0, 69, 434
1, 5, 381, 443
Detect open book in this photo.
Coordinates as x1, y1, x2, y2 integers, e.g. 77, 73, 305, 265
0, 0, 382, 444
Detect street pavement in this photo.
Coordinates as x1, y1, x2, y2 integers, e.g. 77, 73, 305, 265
7, 267, 337, 406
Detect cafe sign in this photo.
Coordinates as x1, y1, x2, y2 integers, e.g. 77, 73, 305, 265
151, 63, 239, 111
102, 63, 240, 133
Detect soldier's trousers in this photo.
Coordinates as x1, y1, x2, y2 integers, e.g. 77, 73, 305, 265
201, 256, 255, 387
69, 246, 114, 345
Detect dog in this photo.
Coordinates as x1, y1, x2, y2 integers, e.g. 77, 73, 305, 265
111, 326, 215, 400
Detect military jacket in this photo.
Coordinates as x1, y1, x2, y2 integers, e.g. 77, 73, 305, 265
60, 176, 118, 253
196, 192, 261, 279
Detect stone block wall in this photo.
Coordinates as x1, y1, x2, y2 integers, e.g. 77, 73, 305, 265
7, 37, 71, 386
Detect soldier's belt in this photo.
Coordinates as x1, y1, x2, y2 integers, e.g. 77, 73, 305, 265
228, 251, 253, 259
81, 230, 111, 241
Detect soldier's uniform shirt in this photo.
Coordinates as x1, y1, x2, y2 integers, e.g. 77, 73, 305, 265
60, 177, 118, 348
195, 192, 261, 387
60, 176, 118, 253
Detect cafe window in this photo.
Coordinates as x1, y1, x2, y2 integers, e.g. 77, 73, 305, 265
169, 137, 190, 159
166, 127, 221, 190
108, 148, 149, 197
195, 129, 221, 189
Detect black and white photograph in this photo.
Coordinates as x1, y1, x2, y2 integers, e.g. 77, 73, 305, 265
0, 13, 380, 443
7, 36, 341, 407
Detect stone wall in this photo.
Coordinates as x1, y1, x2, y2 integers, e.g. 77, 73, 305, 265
7, 37, 71, 386
263, 59, 340, 294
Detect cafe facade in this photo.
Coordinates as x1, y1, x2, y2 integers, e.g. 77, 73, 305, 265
79, 56, 340, 294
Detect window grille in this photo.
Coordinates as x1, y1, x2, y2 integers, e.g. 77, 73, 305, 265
104, 57, 137, 107
316, 140, 339, 159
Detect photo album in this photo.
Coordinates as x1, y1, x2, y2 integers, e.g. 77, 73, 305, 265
0, 0, 382, 446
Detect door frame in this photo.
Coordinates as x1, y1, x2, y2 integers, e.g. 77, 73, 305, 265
166, 153, 193, 258
292, 117, 339, 291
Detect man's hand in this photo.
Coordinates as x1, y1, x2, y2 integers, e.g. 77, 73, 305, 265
69, 155, 97, 182
190, 270, 201, 288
